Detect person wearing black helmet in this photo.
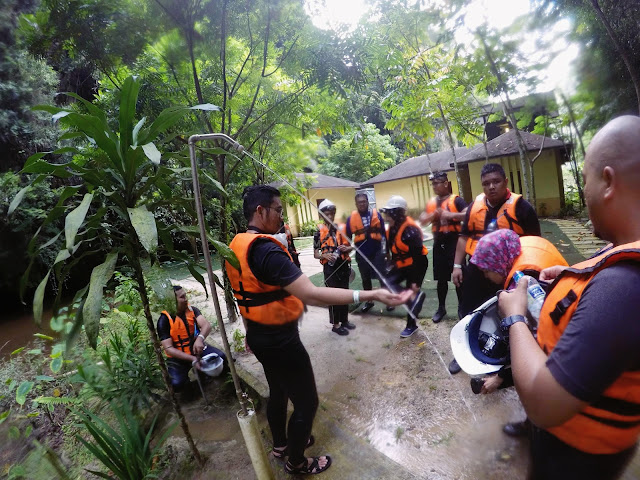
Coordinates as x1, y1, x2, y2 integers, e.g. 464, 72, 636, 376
380, 195, 429, 338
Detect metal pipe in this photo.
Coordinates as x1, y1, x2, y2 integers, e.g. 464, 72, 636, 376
188, 133, 248, 415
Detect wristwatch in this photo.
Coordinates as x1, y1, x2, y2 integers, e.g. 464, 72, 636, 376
197, 334, 206, 342
500, 315, 528, 333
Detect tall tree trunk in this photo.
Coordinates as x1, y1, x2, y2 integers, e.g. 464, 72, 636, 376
478, 32, 533, 203
129, 241, 203, 465
590, 0, 640, 114
559, 93, 585, 206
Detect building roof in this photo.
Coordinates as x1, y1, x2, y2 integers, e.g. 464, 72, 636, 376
452, 130, 568, 166
360, 147, 469, 187
271, 172, 360, 190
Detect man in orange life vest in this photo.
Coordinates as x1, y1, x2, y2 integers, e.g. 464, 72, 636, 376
225, 185, 410, 475
498, 115, 640, 479
156, 286, 227, 391
419, 171, 467, 323
450, 163, 540, 374
346, 192, 386, 314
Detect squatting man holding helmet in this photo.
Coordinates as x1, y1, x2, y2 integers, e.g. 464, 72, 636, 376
156, 286, 227, 391
498, 115, 640, 480
225, 185, 412, 475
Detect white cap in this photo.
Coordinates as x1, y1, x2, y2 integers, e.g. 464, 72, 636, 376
449, 296, 506, 376
318, 199, 336, 211
381, 195, 407, 212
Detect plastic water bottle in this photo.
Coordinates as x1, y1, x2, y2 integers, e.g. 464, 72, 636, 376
327, 252, 338, 266
512, 271, 546, 322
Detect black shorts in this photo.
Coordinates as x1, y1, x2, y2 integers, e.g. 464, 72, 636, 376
432, 232, 458, 281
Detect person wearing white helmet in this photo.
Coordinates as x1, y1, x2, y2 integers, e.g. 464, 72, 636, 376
314, 199, 355, 335
380, 195, 429, 338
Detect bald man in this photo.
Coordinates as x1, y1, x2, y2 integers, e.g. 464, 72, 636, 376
499, 115, 640, 480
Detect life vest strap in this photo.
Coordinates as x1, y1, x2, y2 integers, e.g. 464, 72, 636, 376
550, 290, 578, 325
590, 395, 640, 417
233, 288, 291, 307
580, 412, 640, 429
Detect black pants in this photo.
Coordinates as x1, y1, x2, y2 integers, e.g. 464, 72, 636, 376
166, 344, 227, 391
355, 251, 385, 291
458, 261, 500, 318
385, 256, 428, 328
324, 260, 350, 326
247, 321, 318, 466
433, 233, 461, 309
529, 426, 636, 480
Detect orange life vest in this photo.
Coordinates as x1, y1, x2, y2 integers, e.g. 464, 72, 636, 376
465, 192, 524, 255
387, 216, 429, 269
425, 195, 462, 234
503, 236, 569, 289
161, 307, 197, 358
226, 233, 304, 325
318, 224, 351, 265
349, 209, 383, 243
537, 241, 640, 454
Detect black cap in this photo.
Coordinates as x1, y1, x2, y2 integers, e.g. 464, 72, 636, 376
429, 172, 448, 182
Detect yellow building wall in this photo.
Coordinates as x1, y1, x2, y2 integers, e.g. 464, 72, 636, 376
466, 152, 562, 215
372, 174, 462, 215
285, 187, 357, 236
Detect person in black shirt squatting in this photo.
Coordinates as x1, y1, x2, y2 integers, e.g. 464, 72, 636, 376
225, 185, 411, 475
156, 286, 227, 391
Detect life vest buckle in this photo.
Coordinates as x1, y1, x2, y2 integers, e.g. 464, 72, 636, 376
549, 289, 578, 325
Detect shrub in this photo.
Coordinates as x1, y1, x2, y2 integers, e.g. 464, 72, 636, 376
298, 220, 319, 237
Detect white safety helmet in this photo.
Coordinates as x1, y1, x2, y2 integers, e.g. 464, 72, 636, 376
199, 353, 224, 377
449, 296, 510, 376
380, 195, 407, 213
318, 199, 336, 212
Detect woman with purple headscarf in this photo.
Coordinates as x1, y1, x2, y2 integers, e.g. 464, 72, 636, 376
467, 229, 568, 438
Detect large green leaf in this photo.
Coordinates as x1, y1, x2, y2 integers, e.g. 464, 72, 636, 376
138, 103, 220, 145
211, 239, 240, 270
119, 75, 141, 155
64, 193, 93, 251
7, 174, 46, 215
16, 381, 34, 406
143, 262, 174, 308
141, 142, 161, 165
202, 172, 228, 197
83, 253, 118, 349
33, 271, 51, 326
128, 206, 157, 254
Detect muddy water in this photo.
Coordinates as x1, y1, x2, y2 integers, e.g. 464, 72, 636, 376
1, 309, 55, 361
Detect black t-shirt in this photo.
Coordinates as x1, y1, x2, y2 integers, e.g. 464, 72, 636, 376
461, 195, 540, 237
248, 238, 303, 287
157, 306, 202, 342
546, 261, 640, 403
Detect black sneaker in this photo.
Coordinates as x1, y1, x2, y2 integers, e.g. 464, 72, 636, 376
432, 306, 446, 323
342, 321, 356, 330
332, 325, 349, 336
409, 291, 426, 319
448, 358, 461, 374
400, 325, 418, 338
360, 302, 375, 313
502, 420, 530, 438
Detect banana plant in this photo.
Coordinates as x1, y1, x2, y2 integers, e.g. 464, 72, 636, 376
10, 75, 232, 464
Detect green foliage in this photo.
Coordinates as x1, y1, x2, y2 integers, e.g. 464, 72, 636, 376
12, 75, 226, 347
0, 172, 63, 302
319, 124, 397, 182
75, 316, 164, 411
231, 328, 246, 353
76, 402, 175, 480
298, 220, 320, 237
